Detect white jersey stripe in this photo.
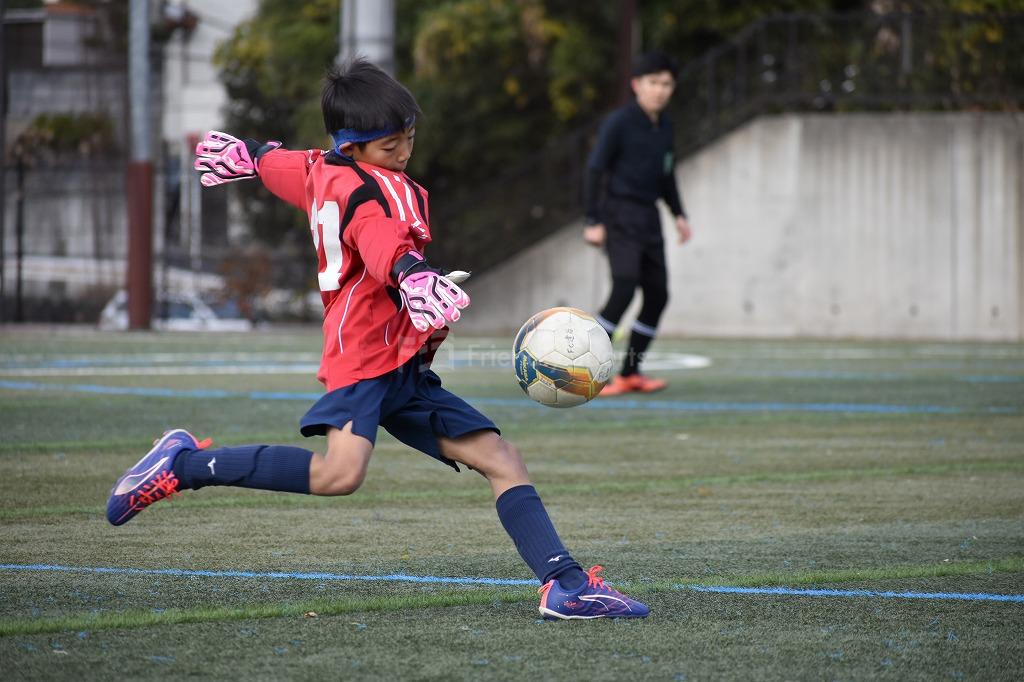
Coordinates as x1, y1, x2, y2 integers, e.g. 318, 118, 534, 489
401, 180, 422, 227
372, 170, 406, 222
401, 180, 429, 239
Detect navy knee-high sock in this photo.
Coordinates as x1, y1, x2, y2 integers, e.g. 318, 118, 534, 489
172, 445, 313, 494
496, 484, 585, 589
623, 282, 667, 376
622, 322, 657, 376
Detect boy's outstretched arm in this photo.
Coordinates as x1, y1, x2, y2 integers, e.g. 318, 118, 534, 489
194, 131, 281, 187
194, 130, 314, 211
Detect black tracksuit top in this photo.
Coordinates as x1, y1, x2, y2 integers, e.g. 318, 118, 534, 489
583, 100, 686, 226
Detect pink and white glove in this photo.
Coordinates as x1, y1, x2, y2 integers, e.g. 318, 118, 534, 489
393, 252, 471, 332
194, 131, 280, 187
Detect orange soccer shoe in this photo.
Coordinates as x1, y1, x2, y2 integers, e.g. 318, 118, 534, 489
599, 374, 668, 396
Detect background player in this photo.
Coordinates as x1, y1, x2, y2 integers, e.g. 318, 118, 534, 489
582, 50, 693, 396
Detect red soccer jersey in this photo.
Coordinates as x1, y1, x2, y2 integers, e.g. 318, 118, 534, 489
257, 148, 441, 391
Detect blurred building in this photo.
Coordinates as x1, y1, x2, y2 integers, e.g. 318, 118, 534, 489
3, 1, 129, 321
1, 0, 256, 322
160, 1, 256, 268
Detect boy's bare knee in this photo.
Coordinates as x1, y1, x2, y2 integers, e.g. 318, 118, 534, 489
312, 438, 370, 496
318, 468, 365, 496
500, 440, 523, 463
490, 439, 528, 479
439, 432, 530, 492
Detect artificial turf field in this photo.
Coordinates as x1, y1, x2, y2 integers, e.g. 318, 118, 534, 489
0, 326, 1021, 681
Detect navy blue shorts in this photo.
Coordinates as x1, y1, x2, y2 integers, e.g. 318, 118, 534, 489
602, 196, 665, 282
299, 356, 499, 471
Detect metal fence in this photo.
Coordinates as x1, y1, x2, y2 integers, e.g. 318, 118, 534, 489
0, 156, 320, 324
669, 11, 1023, 157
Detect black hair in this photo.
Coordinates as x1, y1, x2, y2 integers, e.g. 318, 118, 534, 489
631, 51, 678, 79
321, 57, 422, 135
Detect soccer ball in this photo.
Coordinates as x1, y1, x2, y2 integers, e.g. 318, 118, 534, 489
513, 307, 614, 408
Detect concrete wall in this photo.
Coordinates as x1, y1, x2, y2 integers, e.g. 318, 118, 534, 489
457, 113, 1023, 341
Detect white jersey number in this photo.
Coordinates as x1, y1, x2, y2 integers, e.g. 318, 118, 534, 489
310, 199, 342, 292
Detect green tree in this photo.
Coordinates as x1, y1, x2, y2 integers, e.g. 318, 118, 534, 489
404, 0, 616, 186
641, 0, 862, 64
213, 0, 616, 240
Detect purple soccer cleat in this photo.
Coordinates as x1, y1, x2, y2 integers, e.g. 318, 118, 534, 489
538, 565, 650, 620
106, 429, 210, 526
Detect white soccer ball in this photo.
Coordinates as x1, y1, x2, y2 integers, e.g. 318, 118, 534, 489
513, 307, 614, 408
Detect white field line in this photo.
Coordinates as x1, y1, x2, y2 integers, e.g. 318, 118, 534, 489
0, 351, 714, 377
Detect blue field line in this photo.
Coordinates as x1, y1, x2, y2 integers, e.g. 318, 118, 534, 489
963, 375, 1024, 384
0, 563, 535, 587
2, 564, 1022, 603
678, 584, 1024, 603
0, 380, 318, 402
0, 380, 1016, 415
728, 370, 1024, 384
7, 359, 1024, 384
2, 358, 316, 370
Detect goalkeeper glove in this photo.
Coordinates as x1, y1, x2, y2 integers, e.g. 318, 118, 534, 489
194, 131, 281, 187
392, 251, 471, 332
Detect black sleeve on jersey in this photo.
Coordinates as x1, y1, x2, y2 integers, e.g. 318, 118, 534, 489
341, 182, 392, 234
330, 156, 393, 235
405, 176, 428, 224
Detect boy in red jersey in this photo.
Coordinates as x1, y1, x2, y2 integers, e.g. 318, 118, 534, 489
106, 58, 647, 620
